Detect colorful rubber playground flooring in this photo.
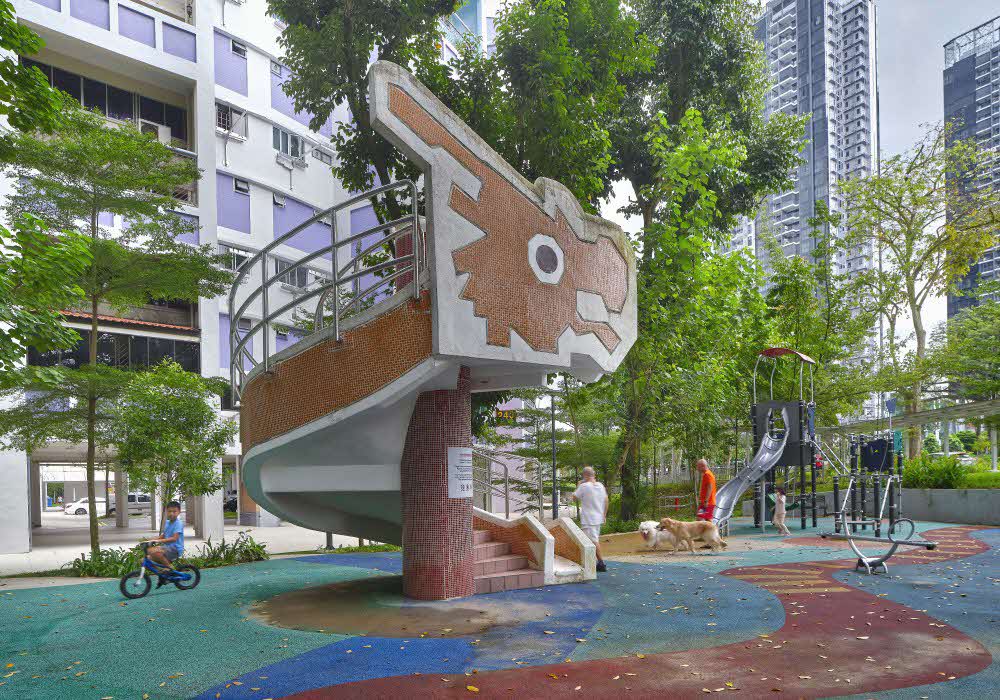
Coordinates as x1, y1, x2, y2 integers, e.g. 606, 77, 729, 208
0, 521, 997, 699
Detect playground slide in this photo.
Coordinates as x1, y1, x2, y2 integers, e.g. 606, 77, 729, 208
230, 62, 637, 546
712, 409, 789, 528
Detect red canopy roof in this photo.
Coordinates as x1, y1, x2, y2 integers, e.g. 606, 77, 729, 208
758, 347, 816, 365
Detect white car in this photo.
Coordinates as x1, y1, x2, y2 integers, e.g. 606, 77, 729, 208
64, 497, 107, 516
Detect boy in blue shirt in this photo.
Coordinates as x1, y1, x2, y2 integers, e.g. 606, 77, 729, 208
148, 500, 185, 569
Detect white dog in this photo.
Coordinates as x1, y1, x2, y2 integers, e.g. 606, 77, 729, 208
638, 520, 679, 552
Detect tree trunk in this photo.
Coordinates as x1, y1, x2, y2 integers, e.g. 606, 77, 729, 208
908, 294, 927, 456
85, 291, 100, 558
620, 438, 639, 521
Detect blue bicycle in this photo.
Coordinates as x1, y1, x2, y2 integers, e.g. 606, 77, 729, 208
119, 542, 200, 599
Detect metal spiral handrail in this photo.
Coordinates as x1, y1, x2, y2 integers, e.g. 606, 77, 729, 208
472, 449, 544, 519
228, 179, 419, 403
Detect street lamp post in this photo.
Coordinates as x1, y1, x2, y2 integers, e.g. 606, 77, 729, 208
551, 393, 558, 521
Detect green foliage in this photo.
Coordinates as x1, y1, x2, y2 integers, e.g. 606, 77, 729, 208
610, 0, 806, 227
948, 434, 964, 452
922, 434, 941, 454
928, 299, 1000, 405
320, 543, 402, 554
188, 532, 270, 568
960, 472, 1000, 489
902, 454, 965, 489
110, 361, 237, 501
0, 0, 64, 132
952, 430, 978, 452
65, 532, 269, 577
0, 213, 90, 374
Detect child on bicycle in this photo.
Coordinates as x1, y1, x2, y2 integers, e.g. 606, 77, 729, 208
147, 501, 185, 569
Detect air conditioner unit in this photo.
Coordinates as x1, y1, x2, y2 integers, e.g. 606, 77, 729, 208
140, 121, 172, 146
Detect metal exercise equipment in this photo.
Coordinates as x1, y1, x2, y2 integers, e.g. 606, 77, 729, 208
820, 434, 936, 574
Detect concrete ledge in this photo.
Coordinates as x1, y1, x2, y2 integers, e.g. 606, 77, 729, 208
901, 489, 1000, 526
545, 517, 596, 582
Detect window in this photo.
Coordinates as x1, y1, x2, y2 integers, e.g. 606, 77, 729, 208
312, 149, 333, 165
219, 243, 252, 271
273, 193, 286, 207
140, 96, 165, 124
109, 86, 136, 121
52, 67, 81, 101
270, 61, 282, 76
275, 258, 310, 288
231, 40, 247, 58
233, 178, 250, 194
272, 126, 303, 159
215, 102, 247, 137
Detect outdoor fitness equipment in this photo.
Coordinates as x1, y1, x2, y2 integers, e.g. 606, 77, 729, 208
820, 434, 936, 574
119, 542, 201, 599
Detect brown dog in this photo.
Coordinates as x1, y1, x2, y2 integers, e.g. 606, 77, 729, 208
657, 517, 726, 554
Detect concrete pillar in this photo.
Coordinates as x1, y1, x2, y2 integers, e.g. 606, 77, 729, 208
942, 421, 950, 456
991, 427, 998, 473
400, 366, 473, 600
114, 469, 128, 528
0, 450, 31, 554
29, 461, 42, 528
195, 459, 225, 541
237, 459, 279, 527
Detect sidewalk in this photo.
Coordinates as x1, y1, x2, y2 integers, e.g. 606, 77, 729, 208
0, 514, 366, 576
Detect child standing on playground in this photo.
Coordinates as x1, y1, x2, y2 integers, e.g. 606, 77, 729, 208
773, 487, 791, 535
696, 459, 716, 521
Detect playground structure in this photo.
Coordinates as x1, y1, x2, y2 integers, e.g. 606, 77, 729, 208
228, 62, 637, 599
820, 431, 937, 574
713, 348, 821, 533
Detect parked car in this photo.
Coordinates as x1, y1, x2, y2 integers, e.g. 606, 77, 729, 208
64, 497, 107, 516
108, 493, 152, 516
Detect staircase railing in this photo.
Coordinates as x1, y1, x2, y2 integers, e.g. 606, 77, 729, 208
228, 180, 420, 403
472, 448, 543, 519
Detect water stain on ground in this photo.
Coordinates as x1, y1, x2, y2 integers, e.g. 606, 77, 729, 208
250, 575, 553, 637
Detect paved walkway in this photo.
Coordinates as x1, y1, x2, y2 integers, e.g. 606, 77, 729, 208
0, 514, 361, 576
0, 520, 995, 698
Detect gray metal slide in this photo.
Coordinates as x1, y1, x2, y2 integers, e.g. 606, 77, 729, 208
712, 408, 790, 528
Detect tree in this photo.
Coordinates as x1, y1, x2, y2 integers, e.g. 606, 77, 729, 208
0, 214, 90, 375
928, 298, 1000, 404
609, 0, 806, 229
0, 0, 63, 132
267, 0, 458, 218
269, 0, 650, 211
110, 362, 237, 528
922, 434, 941, 454
838, 123, 1000, 455
0, 105, 233, 556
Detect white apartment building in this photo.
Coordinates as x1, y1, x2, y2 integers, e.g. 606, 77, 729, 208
0, 0, 488, 555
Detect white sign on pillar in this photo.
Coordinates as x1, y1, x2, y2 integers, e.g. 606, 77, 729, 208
447, 447, 473, 499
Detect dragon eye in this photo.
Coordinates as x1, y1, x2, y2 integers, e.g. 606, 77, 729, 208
535, 245, 559, 274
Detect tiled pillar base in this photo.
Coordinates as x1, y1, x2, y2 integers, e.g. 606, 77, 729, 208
400, 366, 474, 600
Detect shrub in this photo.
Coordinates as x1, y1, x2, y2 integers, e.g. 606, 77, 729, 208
320, 543, 401, 554
65, 532, 268, 577
960, 471, 1000, 489
903, 454, 967, 489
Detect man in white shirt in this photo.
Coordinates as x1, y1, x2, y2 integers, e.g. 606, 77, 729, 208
573, 466, 608, 572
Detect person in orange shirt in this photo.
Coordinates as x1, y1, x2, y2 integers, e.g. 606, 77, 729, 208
696, 459, 717, 521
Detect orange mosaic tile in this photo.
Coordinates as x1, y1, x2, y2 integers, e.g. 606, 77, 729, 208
240, 293, 432, 451
388, 84, 628, 353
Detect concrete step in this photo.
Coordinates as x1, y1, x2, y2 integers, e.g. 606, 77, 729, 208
474, 568, 544, 595
473, 529, 492, 545
474, 553, 528, 577
474, 540, 510, 561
